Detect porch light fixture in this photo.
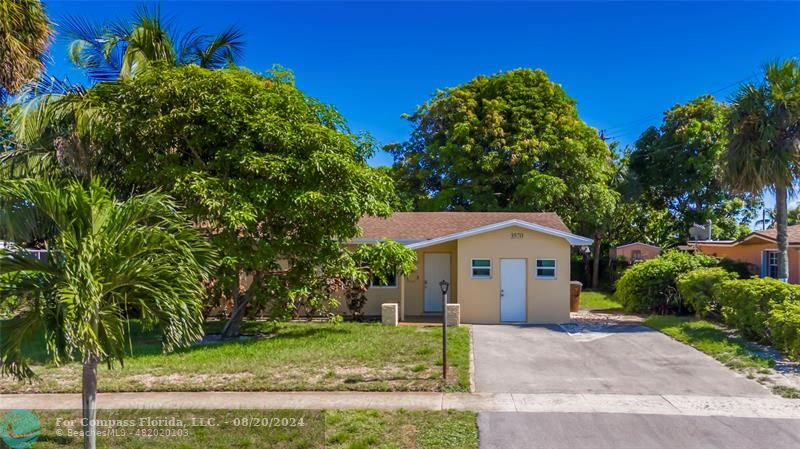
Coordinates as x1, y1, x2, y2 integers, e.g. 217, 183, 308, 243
439, 280, 450, 295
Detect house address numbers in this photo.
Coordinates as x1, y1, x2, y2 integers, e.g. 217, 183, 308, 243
511, 232, 524, 239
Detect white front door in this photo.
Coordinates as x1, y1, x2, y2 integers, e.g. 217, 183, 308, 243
500, 259, 526, 322
424, 253, 450, 313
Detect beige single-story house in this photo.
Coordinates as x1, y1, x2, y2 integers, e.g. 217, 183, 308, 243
610, 242, 661, 264
352, 212, 592, 324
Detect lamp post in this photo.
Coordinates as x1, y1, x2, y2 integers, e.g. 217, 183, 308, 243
439, 280, 450, 381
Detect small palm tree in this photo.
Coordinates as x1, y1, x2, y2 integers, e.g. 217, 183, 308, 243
0, 0, 53, 98
0, 178, 216, 449
63, 5, 244, 82
724, 59, 800, 281
755, 208, 775, 230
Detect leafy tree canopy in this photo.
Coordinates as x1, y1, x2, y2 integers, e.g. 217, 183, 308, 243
628, 95, 756, 241
42, 64, 402, 323
388, 68, 616, 228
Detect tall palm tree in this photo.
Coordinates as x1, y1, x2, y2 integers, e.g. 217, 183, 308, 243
0, 178, 216, 449
724, 59, 800, 281
0, 0, 53, 99
63, 5, 244, 83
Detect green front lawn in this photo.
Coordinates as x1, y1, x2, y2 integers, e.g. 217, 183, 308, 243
17, 409, 478, 449
1, 321, 471, 393
644, 315, 772, 371
579, 290, 622, 311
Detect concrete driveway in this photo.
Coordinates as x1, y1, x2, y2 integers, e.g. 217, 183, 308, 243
472, 323, 770, 397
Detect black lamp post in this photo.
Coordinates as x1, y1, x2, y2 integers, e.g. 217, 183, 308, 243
439, 280, 450, 381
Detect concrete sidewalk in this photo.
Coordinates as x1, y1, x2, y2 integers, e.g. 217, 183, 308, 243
2, 392, 800, 419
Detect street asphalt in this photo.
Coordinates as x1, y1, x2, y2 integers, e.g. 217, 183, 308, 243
478, 412, 800, 449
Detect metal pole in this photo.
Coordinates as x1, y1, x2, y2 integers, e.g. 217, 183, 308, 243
442, 291, 447, 381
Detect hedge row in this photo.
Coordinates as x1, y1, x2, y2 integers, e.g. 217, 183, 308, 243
614, 251, 719, 314
619, 258, 800, 359
615, 252, 800, 359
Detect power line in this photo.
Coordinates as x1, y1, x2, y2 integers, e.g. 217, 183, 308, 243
600, 69, 763, 140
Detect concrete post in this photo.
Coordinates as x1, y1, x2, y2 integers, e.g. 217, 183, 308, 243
381, 303, 398, 326
446, 304, 460, 327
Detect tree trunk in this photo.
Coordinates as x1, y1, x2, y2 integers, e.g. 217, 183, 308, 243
591, 238, 602, 289
776, 184, 790, 282
82, 354, 98, 449
222, 291, 251, 338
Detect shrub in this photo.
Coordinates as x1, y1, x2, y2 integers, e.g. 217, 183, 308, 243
614, 251, 718, 314
714, 277, 800, 342
676, 267, 739, 317
769, 300, 800, 360
718, 258, 756, 279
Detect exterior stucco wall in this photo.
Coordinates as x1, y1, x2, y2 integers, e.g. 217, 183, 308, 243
613, 243, 660, 262
456, 226, 570, 324
358, 241, 458, 317
695, 242, 800, 283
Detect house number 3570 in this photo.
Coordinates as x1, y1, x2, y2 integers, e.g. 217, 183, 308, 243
511, 232, 524, 239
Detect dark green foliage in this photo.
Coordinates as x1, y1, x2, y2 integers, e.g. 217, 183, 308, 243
718, 257, 755, 279
628, 96, 757, 242
614, 251, 718, 314
714, 277, 800, 342
676, 267, 739, 318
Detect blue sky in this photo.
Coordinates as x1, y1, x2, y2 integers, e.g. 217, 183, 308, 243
42, 1, 800, 208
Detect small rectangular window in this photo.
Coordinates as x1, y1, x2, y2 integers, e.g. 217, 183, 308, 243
536, 259, 557, 279
767, 251, 779, 279
370, 272, 397, 288
471, 259, 492, 279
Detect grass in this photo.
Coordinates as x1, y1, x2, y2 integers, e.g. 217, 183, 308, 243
1, 321, 471, 394
6, 409, 478, 449
579, 290, 622, 311
644, 315, 773, 371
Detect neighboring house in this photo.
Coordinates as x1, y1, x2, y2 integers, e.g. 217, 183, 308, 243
352, 212, 592, 324
688, 225, 800, 282
610, 242, 661, 264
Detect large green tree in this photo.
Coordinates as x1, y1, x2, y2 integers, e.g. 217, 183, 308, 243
628, 95, 756, 243
389, 69, 615, 227
724, 59, 800, 281
0, 0, 52, 99
388, 68, 616, 286
11, 65, 401, 336
0, 178, 215, 449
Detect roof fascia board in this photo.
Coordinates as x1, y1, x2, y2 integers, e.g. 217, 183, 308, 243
405, 219, 593, 250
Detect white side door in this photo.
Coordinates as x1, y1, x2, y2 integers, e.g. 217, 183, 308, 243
500, 259, 526, 322
424, 253, 451, 313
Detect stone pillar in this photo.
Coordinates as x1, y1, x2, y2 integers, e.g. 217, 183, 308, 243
446, 304, 460, 327
381, 303, 399, 326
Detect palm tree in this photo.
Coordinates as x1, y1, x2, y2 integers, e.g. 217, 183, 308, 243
755, 208, 775, 230
63, 5, 244, 83
2, 5, 245, 178
0, 0, 53, 99
723, 59, 800, 281
0, 178, 216, 449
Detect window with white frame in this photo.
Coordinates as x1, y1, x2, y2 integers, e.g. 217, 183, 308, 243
471, 259, 492, 279
536, 259, 557, 279
370, 272, 397, 288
